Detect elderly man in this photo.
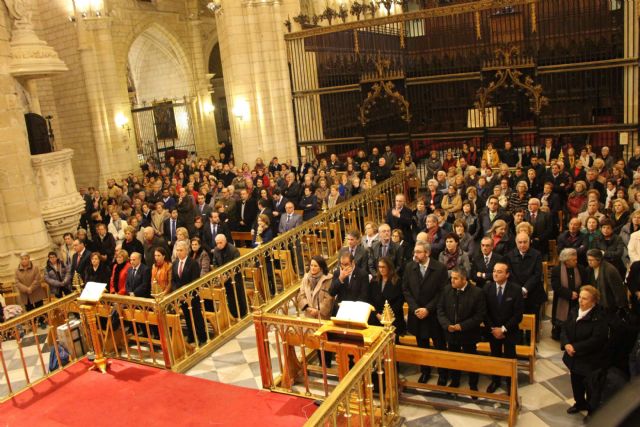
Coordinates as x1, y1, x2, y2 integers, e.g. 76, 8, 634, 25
172, 241, 207, 344
368, 223, 403, 278
557, 218, 588, 264
125, 252, 151, 298
15, 253, 45, 316
386, 193, 414, 247
329, 249, 369, 314
525, 198, 553, 255
403, 241, 449, 385
143, 226, 169, 268
211, 234, 247, 319
550, 248, 590, 340
344, 230, 369, 272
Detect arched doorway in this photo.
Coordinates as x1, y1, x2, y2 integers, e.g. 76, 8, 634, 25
127, 25, 197, 165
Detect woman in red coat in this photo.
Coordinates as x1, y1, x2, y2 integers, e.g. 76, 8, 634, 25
110, 249, 131, 295
567, 181, 588, 218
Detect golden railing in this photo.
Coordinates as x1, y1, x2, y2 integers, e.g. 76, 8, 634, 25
0, 171, 406, 400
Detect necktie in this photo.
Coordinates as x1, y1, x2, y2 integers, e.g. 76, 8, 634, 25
287, 214, 291, 224
171, 220, 176, 241
484, 255, 490, 266
382, 245, 388, 257
178, 261, 184, 278
132, 268, 137, 276
490, 212, 495, 221
420, 264, 426, 277
351, 248, 355, 257
497, 286, 503, 304
454, 290, 461, 324
241, 202, 246, 220
531, 213, 536, 223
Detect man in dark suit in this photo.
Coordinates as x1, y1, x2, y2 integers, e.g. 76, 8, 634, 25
195, 193, 213, 219
271, 190, 288, 233
470, 236, 504, 288
176, 187, 196, 236
163, 209, 183, 250
235, 189, 258, 232
557, 218, 588, 265
172, 241, 207, 344
525, 198, 553, 255
402, 241, 449, 385
368, 223, 403, 278
437, 268, 486, 390
344, 230, 369, 272
94, 223, 116, 265
484, 261, 524, 393
545, 163, 572, 202
506, 232, 545, 335
142, 227, 169, 268
125, 252, 151, 298
204, 211, 232, 254
65, 238, 91, 288
211, 234, 247, 318
386, 193, 414, 247
278, 201, 305, 274
329, 250, 369, 314
477, 196, 509, 240
252, 199, 272, 233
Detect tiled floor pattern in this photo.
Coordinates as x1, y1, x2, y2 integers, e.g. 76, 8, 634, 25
186, 314, 585, 426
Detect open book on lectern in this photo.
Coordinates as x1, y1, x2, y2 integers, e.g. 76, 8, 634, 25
330, 301, 374, 328
78, 281, 107, 303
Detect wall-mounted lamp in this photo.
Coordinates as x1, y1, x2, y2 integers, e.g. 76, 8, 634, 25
70, 0, 104, 21
115, 112, 131, 137
203, 101, 215, 115
232, 99, 249, 121
206, 0, 222, 13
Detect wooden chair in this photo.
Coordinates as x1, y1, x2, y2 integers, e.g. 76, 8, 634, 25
231, 231, 253, 247
542, 261, 552, 317
548, 240, 558, 265
344, 211, 358, 232
301, 234, 320, 264
406, 177, 420, 203
243, 266, 267, 302
200, 286, 231, 335
272, 250, 297, 289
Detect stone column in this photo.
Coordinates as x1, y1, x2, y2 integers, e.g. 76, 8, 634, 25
623, 0, 639, 153
216, 0, 299, 165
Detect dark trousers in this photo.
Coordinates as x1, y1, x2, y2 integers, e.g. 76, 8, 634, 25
416, 335, 446, 377
570, 371, 589, 409
489, 337, 516, 385
446, 341, 479, 387
25, 300, 44, 312
224, 278, 247, 318
180, 295, 207, 344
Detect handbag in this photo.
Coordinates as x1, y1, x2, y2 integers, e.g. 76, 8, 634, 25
48, 344, 70, 372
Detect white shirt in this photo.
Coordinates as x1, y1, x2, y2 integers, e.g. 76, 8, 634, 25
577, 306, 594, 322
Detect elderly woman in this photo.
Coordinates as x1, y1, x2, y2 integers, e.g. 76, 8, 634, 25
108, 210, 128, 247
122, 226, 144, 262
15, 252, 44, 313
567, 181, 588, 218
425, 214, 446, 259
84, 252, 111, 285
438, 233, 471, 277
487, 219, 513, 256
610, 199, 630, 235
109, 249, 131, 295
441, 185, 462, 221
44, 251, 67, 299
425, 179, 443, 213
551, 249, 590, 341
171, 227, 190, 261
561, 285, 608, 416
508, 181, 531, 214
296, 256, 334, 320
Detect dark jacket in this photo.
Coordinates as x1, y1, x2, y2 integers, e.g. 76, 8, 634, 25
525, 210, 553, 254
484, 281, 524, 344
506, 248, 546, 305
551, 263, 590, 323
125, 263, 151, 297
594, 235, 627, 277
561, 305, 609, 376
300, 194, 318, 221
469, 252, 504, 288
329, 267, 369, 311
203, 221, 233, 252
386, 206, 414, 245
67, 249, 92, 285
402, 259, 449, 340
368, 277, 406, 335
94, 233, 116, 263
163, 217, 185, 247
557, 231, 588, 263
171, 257, 200, 291
83, 262, 111, 286
437, 283, 486, 345
368, 240, 403, 277
143, 236, 169, 268
236, 198, 258, 231
589, 260, 629, 312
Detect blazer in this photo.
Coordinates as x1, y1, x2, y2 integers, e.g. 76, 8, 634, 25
506, 248, 546, 305
345, 245, 369, 272
278, 212, 303, 234
368, 277, 406, 335
236, 198, 258, 229
483, 281, 524, 344
589, 260, 628, 312
68, 249, 92, 284
469, 252, 504, 288
203, 221, 233, 251
561, 305, 609, 376
163, 218, 184, 246
125, 263, 151, 298
171, 257, 200, 291
437, 284, 486, 344
300, 195, 318, 221
402, 259, 449, 340
386, 206, 414, 245
368, 240, 403, 277
525, 210, 553, 252
329, 267, 369, 310
477, 208, 509, 240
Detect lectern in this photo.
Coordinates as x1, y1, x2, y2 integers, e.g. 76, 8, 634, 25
78, 282, 108, 373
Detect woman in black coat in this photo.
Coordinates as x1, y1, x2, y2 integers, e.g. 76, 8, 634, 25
551, 248, 590, 340
368, 257, 406, 338
299, 186, 318, 221
83, 252, 111, 285
561, 285, 609, 416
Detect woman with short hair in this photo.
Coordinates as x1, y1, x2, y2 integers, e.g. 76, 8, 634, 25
109, 250, 131, 295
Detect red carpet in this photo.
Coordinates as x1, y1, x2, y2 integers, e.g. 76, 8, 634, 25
2, 359, 315, 426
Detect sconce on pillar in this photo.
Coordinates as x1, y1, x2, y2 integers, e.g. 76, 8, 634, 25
70, 0, 104, 20
232, 99, 249, 121
115, 112, 131, 138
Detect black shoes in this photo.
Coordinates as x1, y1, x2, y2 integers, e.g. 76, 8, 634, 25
437, 375, 448, 386
448, 379, 460, 388
486, 381, 500, 393
418, 373, 429, 384
470, 385, 478, 400
567, 404, 588, 414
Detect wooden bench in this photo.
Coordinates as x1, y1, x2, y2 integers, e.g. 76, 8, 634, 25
231, 231, 253, 247
395, 346, 519, 426
399, 314, 537, 383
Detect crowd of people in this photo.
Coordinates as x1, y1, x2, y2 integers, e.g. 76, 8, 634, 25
12, 138, 640, 419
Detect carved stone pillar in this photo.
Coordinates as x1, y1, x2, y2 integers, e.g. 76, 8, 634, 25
31, 149, 85, 246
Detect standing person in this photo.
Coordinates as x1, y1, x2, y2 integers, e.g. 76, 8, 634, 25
368, 223, 402, 278
386, 193, 414, 248
15, 253, 45, 315
83, 252, 111, 285
470, 236, 504, 289
151, 247, 172, 295
125, 252, 151, 298
344, 230, 369, 272
189, 237, 211, 277
296, 256, 334, 320
368, 257, 406, 338
329, 249, 369, 314
484, 262, 524, 394
211, 234, 247, 319
403, 241, 449, 385
109, 249, 131, 295
172, 241, 207, 344
551, 249, 590, 340
44, 252, 67, 299
561, 286, 609, 417
176, 187, 196, 236
437, 268, 486, 390
65, 239, 91, 287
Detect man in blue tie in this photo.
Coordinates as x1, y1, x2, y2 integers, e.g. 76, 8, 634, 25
483, 261, 523, 394
163, 208, 181, 250
125, 252, 151, 298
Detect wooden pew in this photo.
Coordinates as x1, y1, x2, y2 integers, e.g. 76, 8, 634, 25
231, 231, 253, 247
200, 286, 231, 335
395, 346, 519, 427
272, 250, 297, 289
399, 314, 537, 383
